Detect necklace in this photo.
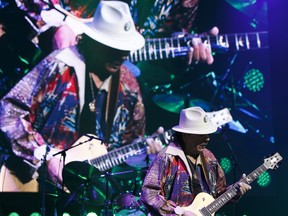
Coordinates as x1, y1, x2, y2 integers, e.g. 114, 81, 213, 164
186, 155, 198, 179
89, 73, 96, 112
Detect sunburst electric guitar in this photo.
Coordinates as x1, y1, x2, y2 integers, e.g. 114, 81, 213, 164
175, 152, 283, 216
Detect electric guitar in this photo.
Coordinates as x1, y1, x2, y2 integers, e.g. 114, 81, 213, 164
35, 107, 233, 172
40, 3, 269, 64
0, 108, 232, 192
128, 31, 269, 63
175, 152, 283, 216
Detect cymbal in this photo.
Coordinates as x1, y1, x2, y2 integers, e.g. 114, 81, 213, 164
152, 93, 214, 113
111, 163, 144, 180
152, 94, 185, 113
63, 161, 112, 206
126, 154, 156, 169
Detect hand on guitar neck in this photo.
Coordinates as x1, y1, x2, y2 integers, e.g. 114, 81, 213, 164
146, 126, 165, 154
186, 26, 219, 66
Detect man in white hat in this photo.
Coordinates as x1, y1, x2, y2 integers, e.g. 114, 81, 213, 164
0, 1, 161, 196
140, 106, 251, 215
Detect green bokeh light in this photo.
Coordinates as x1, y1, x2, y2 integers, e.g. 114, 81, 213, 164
8, 213, 20, 216
257, 171, 271, 187
30, 213, 41, 216
244, 68, 264, 92
220, 157, 232, 174
86, 212, 98, 216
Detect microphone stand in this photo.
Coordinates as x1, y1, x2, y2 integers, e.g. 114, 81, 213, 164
40, 144, 51, 216
220, 129, 243, 216
103, 172, 112, 216
210, 53, 238, 104
52, 134, 103, 215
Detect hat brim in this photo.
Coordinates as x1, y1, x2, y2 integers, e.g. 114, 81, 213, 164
82, 22, 145, 51
172, 125, 218, 135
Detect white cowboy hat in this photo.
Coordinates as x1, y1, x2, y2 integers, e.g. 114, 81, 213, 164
172, 106, 218, 134
81, 1, 145, 51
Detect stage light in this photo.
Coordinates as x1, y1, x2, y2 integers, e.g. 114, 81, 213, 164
30, 213, 41, 216
257, 171, 271, 187
29, 213, 40, 216
243, 68, 264, 92
8, 213, 20, 216
86, 212, 98, 216
62, 213, 71, 216
220, 157, 232, 174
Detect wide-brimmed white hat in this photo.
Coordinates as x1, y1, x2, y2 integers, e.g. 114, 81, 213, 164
81, 1, 145, 51
172, 106, 218, 134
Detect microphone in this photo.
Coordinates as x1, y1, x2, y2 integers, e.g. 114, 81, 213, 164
84, 134, 103, 144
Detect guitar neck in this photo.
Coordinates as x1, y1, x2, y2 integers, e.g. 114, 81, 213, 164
128, 31, 269, 63
88, 129, 174, 172
203, 163, 268, 214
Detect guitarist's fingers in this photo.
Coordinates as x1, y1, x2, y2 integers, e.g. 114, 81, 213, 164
238, 174, 252, 195
239, 182, 252, 195
146, 126, 165, 154
208, 26, 219, 36
146, 138, 163, 154
187, 47, 194, 65
205, 42, 214, 65
192, 37, 201, 63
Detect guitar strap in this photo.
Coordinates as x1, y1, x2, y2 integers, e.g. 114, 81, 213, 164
104, 71, 120, 144
200, 153, 216, 197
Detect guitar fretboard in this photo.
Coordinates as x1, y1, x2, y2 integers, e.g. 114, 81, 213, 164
129, 31, 269, 63
88, 129, 174, 171
202, 163, 268, 215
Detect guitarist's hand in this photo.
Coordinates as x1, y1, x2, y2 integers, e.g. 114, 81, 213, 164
187, 26, 219, 65
238, 174, 252, 195
146, 126, 164, 154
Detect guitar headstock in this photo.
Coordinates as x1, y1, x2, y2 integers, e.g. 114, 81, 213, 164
264, 152, 283, 170
207, 108, 233, 128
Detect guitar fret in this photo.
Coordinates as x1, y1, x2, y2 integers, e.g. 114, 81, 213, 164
256, 32, 261, 48
225, 34, 229, 49
245, 33, 250, 49
177, 37, 181, 52
166, 38, 170, 59
235, 34, 239, 51
153, 39, 157, 60
159, 38, 163, 59
139, 47, 143, 62
215, 35, 219, 46
170, 38, 175, 58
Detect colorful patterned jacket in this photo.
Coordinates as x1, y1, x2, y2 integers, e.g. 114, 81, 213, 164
0, 46, 145, 179
140, 142, 230, 215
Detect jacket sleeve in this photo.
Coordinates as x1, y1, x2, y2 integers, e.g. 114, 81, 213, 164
0, 53, 61, 165
140, 152, 177, 215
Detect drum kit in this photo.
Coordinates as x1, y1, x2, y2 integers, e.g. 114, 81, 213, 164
61, 154, 156, 215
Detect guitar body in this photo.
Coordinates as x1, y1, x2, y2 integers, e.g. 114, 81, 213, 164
63, 135, 107, 164
0, 135, 106, 192
182, 192, 215, 216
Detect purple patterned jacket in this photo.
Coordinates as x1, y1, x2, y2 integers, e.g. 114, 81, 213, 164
140, 142, 229, 215
0, 46, 145, 176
